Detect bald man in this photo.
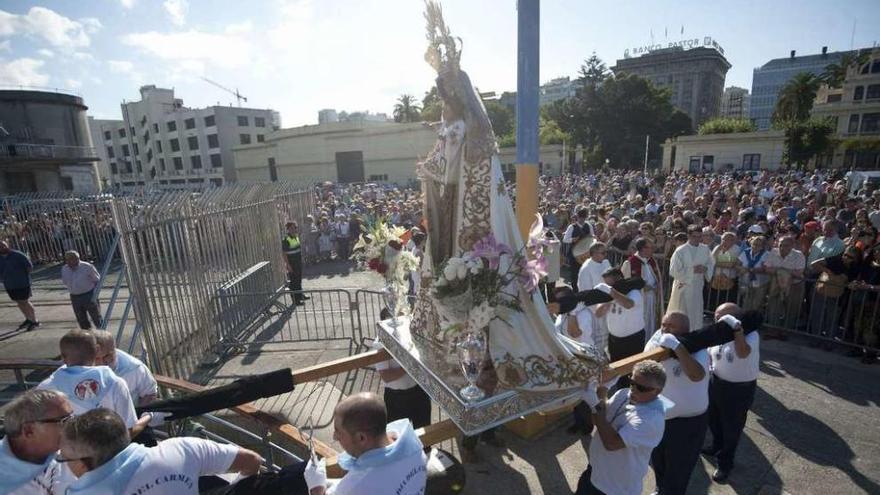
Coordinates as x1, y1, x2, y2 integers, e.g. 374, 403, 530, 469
645, 311, 711, 495
304, 392, 427, 495
704, 303, 759, 483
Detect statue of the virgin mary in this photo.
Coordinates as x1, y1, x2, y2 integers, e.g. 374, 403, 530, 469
411, 1, 606, 393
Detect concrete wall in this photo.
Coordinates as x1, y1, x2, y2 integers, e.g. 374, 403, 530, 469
662, 130, 787, 172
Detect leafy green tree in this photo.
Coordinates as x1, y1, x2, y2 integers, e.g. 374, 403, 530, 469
780, 117, 835, 169
421, 86, 442, 122
772, 73, 820, 126
698, 117, 757, 135
821, 51, 871, 88
483, 100, 514, 138
577, 53, 609, 91
393, 94, 421, 123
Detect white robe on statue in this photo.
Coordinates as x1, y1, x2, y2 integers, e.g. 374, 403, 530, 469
666, 242, 714, 329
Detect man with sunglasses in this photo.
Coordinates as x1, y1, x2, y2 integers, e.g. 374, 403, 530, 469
0, 389, 76, 495
574, 360, 669, 495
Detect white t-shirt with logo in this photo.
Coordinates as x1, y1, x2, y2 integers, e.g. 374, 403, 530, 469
36, 366, 137, 428
119, 438, 238, 495
588, 389, 666, 495
645, 330, 710, 419
0, 438, 76, 495
606, 289, 645, 337
709, 331, 760, 383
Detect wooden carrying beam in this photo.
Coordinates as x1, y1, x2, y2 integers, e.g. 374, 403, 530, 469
292, 349, 390, 383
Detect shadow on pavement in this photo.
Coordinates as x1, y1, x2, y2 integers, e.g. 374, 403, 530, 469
303, 260, 355, 279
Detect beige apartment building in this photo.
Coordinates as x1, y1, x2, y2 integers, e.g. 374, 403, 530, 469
232, 120, 564, 184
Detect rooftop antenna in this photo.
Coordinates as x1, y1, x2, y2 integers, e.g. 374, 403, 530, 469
200, 76, 248, 107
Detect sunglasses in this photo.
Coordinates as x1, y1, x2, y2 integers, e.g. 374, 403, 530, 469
32, 412, 74, 425
630, 381, 657, 393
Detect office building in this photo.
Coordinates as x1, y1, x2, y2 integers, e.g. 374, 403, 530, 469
540, 77, 577, 106
612, 46, 730, 130
0, 89, 99, 193
89, 85, 278, 191
318, 109, 339, 124
812, 48, 880, 169
750, 47, 857, 130
720, 86, 751, 120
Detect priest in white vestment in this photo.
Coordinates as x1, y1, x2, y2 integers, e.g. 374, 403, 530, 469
666, 226, 714, 329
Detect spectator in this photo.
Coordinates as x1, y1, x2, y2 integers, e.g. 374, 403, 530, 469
0, 389, 76, 495
737, 236, 771, 312
575, 360, 669, 495
621, 237, 664, 333
60, 250, 103, 330
0, 240, 40, 331
61, 408, 263, 495
765, 235, 807, 336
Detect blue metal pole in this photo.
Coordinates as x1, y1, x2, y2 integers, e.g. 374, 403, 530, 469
515, 0, 540, 238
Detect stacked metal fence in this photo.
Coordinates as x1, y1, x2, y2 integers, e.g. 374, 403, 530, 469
111, 184, 315, 379
1, 192, 118, 263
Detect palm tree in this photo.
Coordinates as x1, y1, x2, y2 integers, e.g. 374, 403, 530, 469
772, 72, 820, 125
393, 94, 422, 123
820, 51, 871, 88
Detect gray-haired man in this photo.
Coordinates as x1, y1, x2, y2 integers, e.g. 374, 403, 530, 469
60, 251, 102, 330
0, 389, 76, 494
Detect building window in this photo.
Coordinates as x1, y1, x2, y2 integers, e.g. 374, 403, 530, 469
143, 131, 150, 144
204, 115, 215, 127
255, 116, 266, 128
146, 149, 153, 162
106, 146, 115, 158
153, 123, 159, 133
173, 157, 183, 170
159, 158, 166, 171
742, 154, 761, 171
110, 162, 118, 174
861, 113, 880, 134
155, 140, 162, 152
240, 134, 251, 145
210, 154, 222, 168
118, 128, 126, 138
826, 94, 842, 103
191, 155, 202, 168
256, 134, 265, 143
702, 155, 714, 172
268, 157, 277, 181
849, 114, 861, 134
124, 161, 133, 173
140, 115, 147, 127
210, 178, 223, 187
132, 143, 139, 155
207, 134, 219, 148
122, 144, 130, 156
103, 130, 111, 141
873, 60, 880, 74
855, 86, 865, 101
130, 126, 135, 136
187, 136, 199, 150
185, 117, 196, 130
237, 116, 249, 126
167, 121, 177, 132
170, 138, 180, 152
136, 160, 142, 173
867, 84, 880, 100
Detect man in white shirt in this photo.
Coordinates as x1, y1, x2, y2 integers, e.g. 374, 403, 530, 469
597, 269, 645, 381
60, 251, 102, 330
666, 226, 714, 329
645, 311, 711, 495
0, 389, 76, 495
574, 360, 668, 495
92, 330, 158, 406
764, 235, 806, 333
304, 392, 428, 495
37, 330, 148, 439
704, 303, 760, 483
61, 408, 263, 495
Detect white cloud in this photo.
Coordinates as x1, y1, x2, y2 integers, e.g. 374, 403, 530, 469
37, 48, 53, 58
121, 30, 251, 70
163, 0, 188, 27
108, 60, 134, 73
119, 0, 137, 9
0, 7, 93, 49
0, 40, 9, 52
224, 21, 253, 35
0, 58, 50, 86
65, 78, 82, 89
79, 17, 102, 34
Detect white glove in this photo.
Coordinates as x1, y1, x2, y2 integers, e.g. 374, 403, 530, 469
718, 314, 742, 330
581, 384, 600, 409
658, 333, 680, 351
594, 283, 612, 294
304, 458, 327, 490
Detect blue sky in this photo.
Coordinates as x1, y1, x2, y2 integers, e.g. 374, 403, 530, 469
1, 0, 878, 126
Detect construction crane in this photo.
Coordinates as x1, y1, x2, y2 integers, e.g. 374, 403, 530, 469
200, 76, 248, 107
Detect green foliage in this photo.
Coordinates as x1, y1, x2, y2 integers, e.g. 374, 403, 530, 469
780, 117, 835, 169
577, 53, 609, 92
772, 73, 820, 126
483, 100, 514, 138
421, 86, 442, 122
698, 117, 757, 135
393, 94, 421, 123
840, 137, 880, 152
820, 51, 872, 88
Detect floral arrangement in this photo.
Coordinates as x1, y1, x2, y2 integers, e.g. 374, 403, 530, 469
432, 215, 549, 337
352, 218, 421, 316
